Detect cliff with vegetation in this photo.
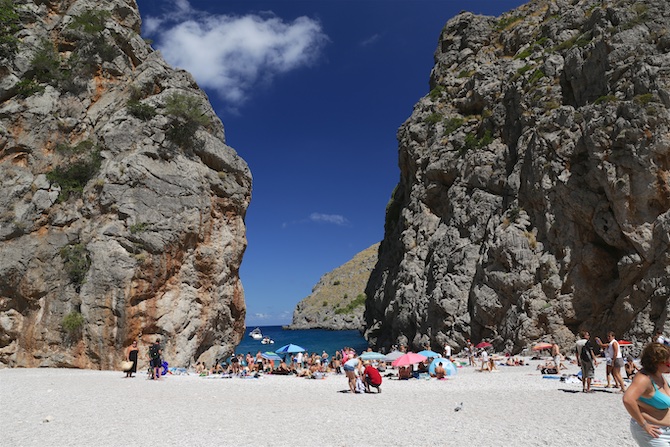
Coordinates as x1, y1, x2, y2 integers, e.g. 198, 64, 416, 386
287, 243, 379, 331
365, 0, 670, 353
0, 0, 251, 368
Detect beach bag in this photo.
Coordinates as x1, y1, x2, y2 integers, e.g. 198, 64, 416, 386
120, 360, 133, 371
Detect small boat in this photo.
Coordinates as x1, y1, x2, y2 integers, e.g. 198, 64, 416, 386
261, 337, 274, 345
248, 327, 263, 340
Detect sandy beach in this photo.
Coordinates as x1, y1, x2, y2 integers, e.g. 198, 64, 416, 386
1, 358, 634, 447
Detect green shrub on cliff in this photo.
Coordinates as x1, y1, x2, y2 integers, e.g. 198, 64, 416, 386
46, 145, 102, 202
164, 93, 211, 150
62, 311, 85, 334
60, 244, 91, 288
0, 0, 20, 61
334, 294, 366, 315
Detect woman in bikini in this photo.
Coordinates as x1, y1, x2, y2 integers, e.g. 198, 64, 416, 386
623, 342, 670, 445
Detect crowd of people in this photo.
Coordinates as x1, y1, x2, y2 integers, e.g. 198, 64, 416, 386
122, 328, 670, 445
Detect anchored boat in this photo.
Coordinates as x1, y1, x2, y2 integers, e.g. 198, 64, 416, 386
248, 327, 263, 340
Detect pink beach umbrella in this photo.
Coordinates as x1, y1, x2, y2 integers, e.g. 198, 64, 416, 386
391, 352, 428, 368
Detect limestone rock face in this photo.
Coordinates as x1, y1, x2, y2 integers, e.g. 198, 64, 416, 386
287, 243, 379, 331
365, 0, 670, 354
0, 0, 251, 368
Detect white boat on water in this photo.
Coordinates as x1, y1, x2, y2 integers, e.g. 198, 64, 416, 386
261, 337, 274, 344
248, 328, 263, 340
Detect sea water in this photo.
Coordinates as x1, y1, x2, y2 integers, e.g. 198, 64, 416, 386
235, 325, 368, 358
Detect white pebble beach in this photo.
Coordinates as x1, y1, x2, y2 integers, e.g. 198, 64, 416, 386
1, 358, 635, 447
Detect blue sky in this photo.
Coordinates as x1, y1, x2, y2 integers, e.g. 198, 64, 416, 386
135, 0, 527, 326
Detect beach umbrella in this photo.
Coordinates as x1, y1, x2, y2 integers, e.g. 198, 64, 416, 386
417, 349, 441, 359
428, 358, 457, 376
360, 351, 386, 361
391, 352, 427, 367
532, 342, 553, 351
475, 342, 492, 349
619, 340, 633, 346
261, 352, 282, 361
383, 350, 405, 362
275, 343, 306, 354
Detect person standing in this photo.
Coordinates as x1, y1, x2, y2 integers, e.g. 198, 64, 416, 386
576, 330, 599, 392
443, 343, 452, 361
608, 331, 627, 392
343, 353, 360, 393
466, 340, 475, 367
551, 341, 562, 373
595, 335, 614, 388
124, 340, 139, 378
149, 338, 162, 380
622, 342, 670, 445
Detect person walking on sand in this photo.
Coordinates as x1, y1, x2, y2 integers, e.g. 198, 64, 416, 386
608, 331, 627, 392
124, 340, 139, 378
576, 330, 598, 392
149, 339, 162, 380
623, 342, 670, 446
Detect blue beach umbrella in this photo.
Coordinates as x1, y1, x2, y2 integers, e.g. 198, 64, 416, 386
359, 351, 386, 361
429, 358, 457, 376
275, 344, 306, 354
418, 349, 442, 359
261, 352, 282, 361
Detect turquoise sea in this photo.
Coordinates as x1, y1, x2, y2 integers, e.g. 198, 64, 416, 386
235, 325, 369, 358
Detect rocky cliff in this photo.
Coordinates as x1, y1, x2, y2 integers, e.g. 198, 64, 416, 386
365, 0, 670, 354
287, 243, 379, 331
0, 0, 251, 368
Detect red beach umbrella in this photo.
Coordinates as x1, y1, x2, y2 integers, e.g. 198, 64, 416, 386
475, 342, 492, 349
618, 340, 633, 346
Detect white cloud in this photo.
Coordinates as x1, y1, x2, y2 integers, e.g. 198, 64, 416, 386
282, 212, 350, 228
360, 33, 381, 47
309, 212, 350, 226
144, 1, 328, 106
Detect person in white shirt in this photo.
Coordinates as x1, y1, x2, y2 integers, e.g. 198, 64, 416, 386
608, 331, 627, 392
443, 344, 452, 360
